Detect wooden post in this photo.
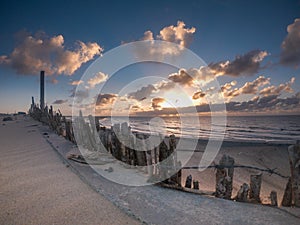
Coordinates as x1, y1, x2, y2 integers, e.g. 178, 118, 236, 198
286, 141, 300, 207
169, 134, 177, 168
249, 173, 262, 203
169, 162, 182, 186
270, 191, 278, 207
158, 135, 169, 181
282, 177, 293, 206
135, 133, 147, 166
193, 180, 199, 190
235, 183, 249, 202
185, 175, 192, 188
215, 154, 235, 199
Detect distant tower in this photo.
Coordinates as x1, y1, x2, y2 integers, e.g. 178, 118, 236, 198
40, 71, 45, 110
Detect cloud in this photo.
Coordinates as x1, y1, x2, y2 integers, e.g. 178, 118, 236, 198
87, 71, 108, 88
222, 76, 270, 98
69, 80, 83, 86
209, 50, 268, 77
48, 77, 58, 84
127, 84, 156, 100
221, 81, 237, 92
239, 76, 270, 94
141, 31, 154, 41
168, 69, 194, 86
69, 87, 89, 103
130, 105, 143, 112
192, 91, 206, 100
151, 97, 165, 110
155, 80, 175, 91
259, 77, 295, 96
280, 19, 300, 67
133, 21, 196, 59
52, 99, 68, 104
0, 31, 103, 76
96, 93, 118, 107
168, 66, 222, 87
134, 93, 300, 116
158, 21, 196, 47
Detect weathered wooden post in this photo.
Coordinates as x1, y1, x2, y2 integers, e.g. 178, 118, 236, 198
169, 161, 182, 186
270, 191, 278, 207
282, 177, 292, 206
158, 135, 169, 181
128, 128, 136, 165
112, 124, 121, 160
193, 180, 199, 190
169, 134, 177, 167
185, 175, 192, 188
120, 122, 129, 163
249, 173, 262, 203
215, 154, 235, 199
284, 141, 300, 207
135, 133, 147, 166
235, 183, 249, 202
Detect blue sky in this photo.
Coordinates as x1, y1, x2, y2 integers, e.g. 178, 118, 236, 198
0, 0, 299, 115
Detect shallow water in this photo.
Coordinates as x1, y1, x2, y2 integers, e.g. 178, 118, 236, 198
96, 115, 300, 144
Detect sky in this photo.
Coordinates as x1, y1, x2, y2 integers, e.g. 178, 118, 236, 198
0, 0, 299, 116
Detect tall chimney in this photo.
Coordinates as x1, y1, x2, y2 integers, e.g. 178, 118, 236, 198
40, 71, 45, 110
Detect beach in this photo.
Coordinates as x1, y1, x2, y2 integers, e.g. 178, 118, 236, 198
1, 115, 299, 224
0, 115, 140, 225
181, 141, 290, 204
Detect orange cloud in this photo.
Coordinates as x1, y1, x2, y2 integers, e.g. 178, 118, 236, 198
87, 72, 108, 88
0, 31, 103, 76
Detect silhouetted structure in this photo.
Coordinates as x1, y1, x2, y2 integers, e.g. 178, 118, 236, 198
40, 71, 45, 110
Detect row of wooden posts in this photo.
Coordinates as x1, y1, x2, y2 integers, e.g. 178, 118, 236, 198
29, 103, 300, 207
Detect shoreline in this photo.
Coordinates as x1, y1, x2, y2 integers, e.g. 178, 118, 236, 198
2, 115, 300, 224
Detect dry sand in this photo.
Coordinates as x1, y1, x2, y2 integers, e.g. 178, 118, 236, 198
0, 116, 140, 225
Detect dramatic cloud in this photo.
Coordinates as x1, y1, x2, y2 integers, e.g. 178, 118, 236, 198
52, 99, 68, 104
69, 80, 83, 86
127, 84, 156, 100
135, 93, 300, 116
151, 97, 165, 110
167, 67, 216, 87
157, 21, 196, 47
87, 72, 108, 88
192, 91, 206, 100
168, 69, 194, 86
259, 77, 295, 96
96, 93, 118, 107
280, 19, 300, 67
0, 31, 103, 75
221, 81, 237, 92
155, 80, 175, 91
209, 50, 268, 77
134, 21, 196, 58
238, 76, 270, 94
222, 76, 270, 98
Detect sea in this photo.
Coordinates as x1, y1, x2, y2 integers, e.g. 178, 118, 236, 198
96, 115, 300, 144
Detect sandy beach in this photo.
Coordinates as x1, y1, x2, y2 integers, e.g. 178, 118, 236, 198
181, 141, 291, 204
1, 115, 300, 225
0, 115, 140, 225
